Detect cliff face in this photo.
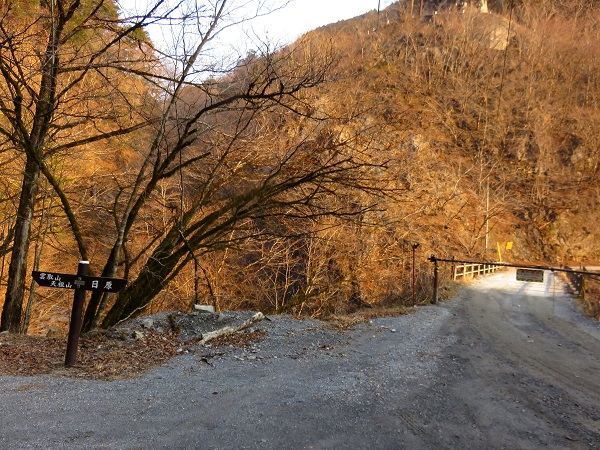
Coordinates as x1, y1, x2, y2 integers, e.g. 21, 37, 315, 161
434, 8, 513, 50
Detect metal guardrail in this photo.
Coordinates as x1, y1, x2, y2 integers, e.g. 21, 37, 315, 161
427, 255, 600, 306
430, 256, 600, 277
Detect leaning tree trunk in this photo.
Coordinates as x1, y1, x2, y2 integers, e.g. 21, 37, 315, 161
100, 227, 186, 328
1, 156, 40, 333
100, 255, 175, 328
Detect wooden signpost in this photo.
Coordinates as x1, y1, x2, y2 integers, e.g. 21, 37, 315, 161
32, 261, 127, 366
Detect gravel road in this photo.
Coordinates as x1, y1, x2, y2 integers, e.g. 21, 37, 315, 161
1, 269, 599, 449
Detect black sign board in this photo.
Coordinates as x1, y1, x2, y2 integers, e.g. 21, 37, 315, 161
32, 271, 127, 292
32, 262, 128, 368
516, 268, 544, 283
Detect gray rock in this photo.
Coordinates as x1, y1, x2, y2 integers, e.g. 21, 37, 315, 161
131, 330, 145, 340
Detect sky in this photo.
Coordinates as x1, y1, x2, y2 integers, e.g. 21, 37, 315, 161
118, 0, 398, 54
228, 0, 397, 45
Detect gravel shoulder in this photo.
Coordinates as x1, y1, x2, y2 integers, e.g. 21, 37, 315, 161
1, 269, 599, 449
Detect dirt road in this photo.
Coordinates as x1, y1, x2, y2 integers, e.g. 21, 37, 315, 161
1, 269, 599, 449
417, 269, 600, 449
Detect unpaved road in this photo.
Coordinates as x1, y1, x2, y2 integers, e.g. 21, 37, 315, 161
1, 269, 599, 449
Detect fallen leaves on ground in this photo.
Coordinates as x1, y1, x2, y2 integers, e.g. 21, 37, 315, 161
205, 329, 267, 348
0, 331, 181, 380
0, 328, 268, 380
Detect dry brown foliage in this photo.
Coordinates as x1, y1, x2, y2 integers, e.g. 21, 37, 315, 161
2, 1, 600, 332
583, 277, 600, 320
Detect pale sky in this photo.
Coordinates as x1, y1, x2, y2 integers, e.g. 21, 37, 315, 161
118, 0, 397, 54
233, 0, 397, 45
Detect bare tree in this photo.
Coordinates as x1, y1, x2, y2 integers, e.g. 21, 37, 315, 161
0, 0, 395, 330
0, 0, 169, 332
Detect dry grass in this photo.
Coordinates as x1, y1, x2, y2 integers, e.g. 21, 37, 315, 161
583, 277, 600, 321
324, 304, 416, 329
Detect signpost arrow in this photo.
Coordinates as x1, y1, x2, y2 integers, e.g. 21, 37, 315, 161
32, 271, 127, 292
32, 261, 127, 367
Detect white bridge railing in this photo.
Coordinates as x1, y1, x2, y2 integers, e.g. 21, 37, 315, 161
453, 262, 502, 281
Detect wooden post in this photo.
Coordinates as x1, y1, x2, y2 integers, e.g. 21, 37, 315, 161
411, 242, 420, 306
65, 261, 89, 367
429, 255, 439, 305
32, 263, 126, 367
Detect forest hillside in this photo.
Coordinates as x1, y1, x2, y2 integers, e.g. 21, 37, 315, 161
0, 0, 598, 335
